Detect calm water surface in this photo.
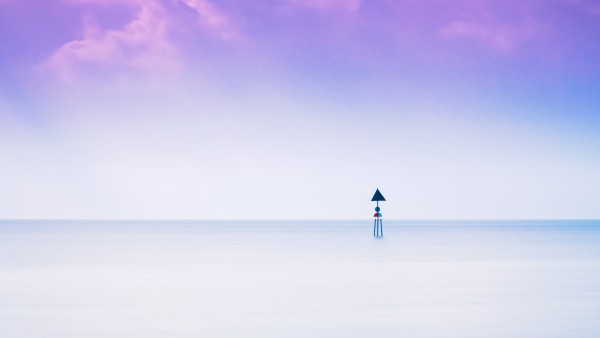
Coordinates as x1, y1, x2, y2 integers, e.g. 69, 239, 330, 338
1, 220, 599, 337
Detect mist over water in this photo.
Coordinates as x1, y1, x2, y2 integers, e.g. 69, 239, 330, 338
1, 220, 599, 338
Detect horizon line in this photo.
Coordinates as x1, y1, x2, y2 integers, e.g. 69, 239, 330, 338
1, 218, 599, 222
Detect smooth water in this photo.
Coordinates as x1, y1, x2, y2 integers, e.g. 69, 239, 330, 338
1, 220, 599, 338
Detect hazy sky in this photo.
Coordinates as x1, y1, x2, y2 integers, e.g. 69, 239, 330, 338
1, 0, 599, 219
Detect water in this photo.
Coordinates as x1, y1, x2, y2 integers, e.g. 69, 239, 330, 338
1, 220, 599, 337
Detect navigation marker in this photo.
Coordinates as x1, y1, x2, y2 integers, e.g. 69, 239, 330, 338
371, 188, 386, 237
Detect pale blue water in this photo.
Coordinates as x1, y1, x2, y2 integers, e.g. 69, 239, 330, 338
1, 220, 599, 337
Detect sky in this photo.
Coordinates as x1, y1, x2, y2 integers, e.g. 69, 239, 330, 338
1, 0, 599, 219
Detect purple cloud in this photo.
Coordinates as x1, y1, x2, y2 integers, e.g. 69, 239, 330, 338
0, 0, 597, 84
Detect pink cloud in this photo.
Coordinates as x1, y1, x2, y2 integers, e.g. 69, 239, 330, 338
181, 0, 240, 40
437, 1, 538, 55
40, 0, 239, 81
41, 0, 178, 80
441, 21, 527, 53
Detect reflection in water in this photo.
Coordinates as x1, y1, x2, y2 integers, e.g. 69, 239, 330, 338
1, 220, 600, 338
